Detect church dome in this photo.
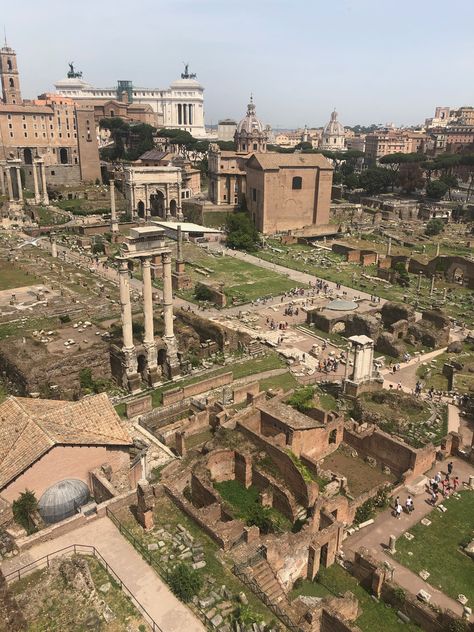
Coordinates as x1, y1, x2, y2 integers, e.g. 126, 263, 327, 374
323, 110, 344, 137
38, 479, 90, 524
237, 96, 265, 134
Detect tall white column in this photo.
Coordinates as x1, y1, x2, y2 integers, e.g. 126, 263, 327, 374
165, 183, 170, 219
177, 181, 183, 220
162, 252, 174, 340
39, 161, 49, 205
0, 164, 5, 196
32, 160, 41, 204
50, 236, 58, 258
5, 166, 14, 202
15, 166, 23, 202
387, 237, 392, 256
110, 179, 118, 233
119, 260, 136, 352
142, 257, 159, 384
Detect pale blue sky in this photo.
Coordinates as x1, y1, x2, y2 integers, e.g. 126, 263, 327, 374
3, 0, 474, 128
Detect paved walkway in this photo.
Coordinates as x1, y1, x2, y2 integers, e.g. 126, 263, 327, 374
343, 457, 474, 617
1, 517, 205, 632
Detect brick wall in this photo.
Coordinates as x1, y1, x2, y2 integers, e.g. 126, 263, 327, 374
162, 371, 233, 406
125, 395, 152, 419
90, 469, 117, 503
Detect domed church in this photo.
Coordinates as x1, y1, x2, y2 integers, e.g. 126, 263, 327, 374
234, 95, 268, 153
320, 109, 346, 151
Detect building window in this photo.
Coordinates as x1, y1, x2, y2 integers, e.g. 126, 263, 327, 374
253, 143, 257, 150
292, 176, 302, 190
252, 188, 257, 202
9, 78, 14, 88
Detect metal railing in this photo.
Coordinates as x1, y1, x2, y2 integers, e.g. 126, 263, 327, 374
4, 543, 164, 632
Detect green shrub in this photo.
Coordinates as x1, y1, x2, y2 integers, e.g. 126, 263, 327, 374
287, 386, 315, 412
168, 563, 202, 602
354, 498, 375, 524
59, 314, 71, 324
194, 284, 214, 302
246, 504, 274, 534
12, 490, 38, 534
425, 218, 445, 235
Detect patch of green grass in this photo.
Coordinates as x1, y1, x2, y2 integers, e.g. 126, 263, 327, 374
179, 242, 307, 305
259, 371, 297, 392
0, 261, 40, 291
395, 490, 474, 603
214, 479, 292, 532
290, 565, 420, 632
55, 198, 84, 211
186, 429, 213, 449
202, 211, 231, 228
35, 206, 69, 226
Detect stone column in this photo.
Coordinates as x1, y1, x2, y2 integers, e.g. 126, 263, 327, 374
5, 166, 14, 202
430, 275, 435, 296
15, 166, 23, 202
39, 160, 49, 205
144, 183, 149, 221
32, 160, 41, 204
50, 235, 58, 258
0, 164, 5, 196
161, 251, 180, 377
141, 257, 160, 386
436, 242, 440, 257
165, 183, 170, 219
110, 179, 119, 233
177, 181, 183, 220
387, 237, 392, 256
118, 260, 140, 392
417, 271, 422, 292
176, 224, 183, 264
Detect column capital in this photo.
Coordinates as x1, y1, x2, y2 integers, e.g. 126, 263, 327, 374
118, 259, 130, 273
162, 251, 172, 265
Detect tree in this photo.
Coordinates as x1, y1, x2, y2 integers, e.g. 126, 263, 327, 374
343, 172, 360, 190
359, 167, 393, 194
426, 179, 448, 200
295, 141, 313, 151
225, 213, 260, 251
168, 563, 202, 602
398, 163, 424, 193
392, 262, 410, 287
440, 173, 458, 200
246, 504, 274, 534
12, 490, 38, 534
194, 284, 213, 302
425, 218, 444, 236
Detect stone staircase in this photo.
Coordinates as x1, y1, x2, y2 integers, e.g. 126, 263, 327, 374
249, 557, 286, 604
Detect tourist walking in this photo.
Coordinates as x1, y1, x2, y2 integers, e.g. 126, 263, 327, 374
447, 461, 454, 476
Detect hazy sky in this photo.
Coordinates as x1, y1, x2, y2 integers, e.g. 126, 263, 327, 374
3, 0, 474, 128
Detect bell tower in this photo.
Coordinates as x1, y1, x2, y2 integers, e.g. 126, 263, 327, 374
0, 44, 22, 105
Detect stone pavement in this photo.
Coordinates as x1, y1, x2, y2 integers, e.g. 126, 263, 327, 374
1, 517, 206, 632
343, 456, 474, 617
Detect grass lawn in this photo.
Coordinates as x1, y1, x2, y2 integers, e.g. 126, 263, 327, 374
35, 206, 69, 226
179, 243, 307, 305
417, 340, 474, 394
290, 564, 420, 632
215, 479, 292, 532
0, 261, 40, 291
259, 371, 297, 392
202, 211, 231, 228
394, 490, 474, 603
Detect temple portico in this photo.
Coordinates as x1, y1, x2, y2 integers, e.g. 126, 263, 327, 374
343, 335, 379, 397
115, 226, 181, 392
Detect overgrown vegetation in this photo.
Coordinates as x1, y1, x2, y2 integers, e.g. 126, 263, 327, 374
354, 488, 391, 524
168, 562, 203, 602
286, 386, 315, 412
225, 213, 260, 252
12, 490, 38, 534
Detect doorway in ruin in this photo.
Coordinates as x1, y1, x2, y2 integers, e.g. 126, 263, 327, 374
150, 191, 165, 217
169, 199, 177, 217
320, 542, 328, 567
137, 200, 145, 218
452, 266, 464, 285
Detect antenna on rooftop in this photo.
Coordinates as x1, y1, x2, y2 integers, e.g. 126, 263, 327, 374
3, 26, 7, 48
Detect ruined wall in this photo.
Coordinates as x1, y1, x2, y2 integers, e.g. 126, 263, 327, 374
343, 424, 436, 478
176, 310, 251, 351
90, 468, 117, 503
162, 372, 233, 406
125, 395, 152, 419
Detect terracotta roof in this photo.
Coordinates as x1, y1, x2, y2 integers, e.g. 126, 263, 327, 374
0, 104, 54, 114
247, 152, 333, 170
0, 393, 132, 489
138, 149, 170, 161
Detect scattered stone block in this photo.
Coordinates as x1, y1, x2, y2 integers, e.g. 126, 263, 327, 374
199, 596, 215, 609
147, 543, 158, 551
458, 594, 468, 606
158, 541, 165, 548
358, 518, 374, 529
404, 532, 415, 541
238, 592, 248, 605
419, 570, 430, 580
192, 561, 206, 570
211, 614, 223, 627
420, 518, 431, 526
99, 582, 111, 593
417, 589, 431, 603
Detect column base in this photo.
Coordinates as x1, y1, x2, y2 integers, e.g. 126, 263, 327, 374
126, 372, 142, 394
111, 221, 119, 233
146, 365, 161, 387
162, 337, 181, 380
